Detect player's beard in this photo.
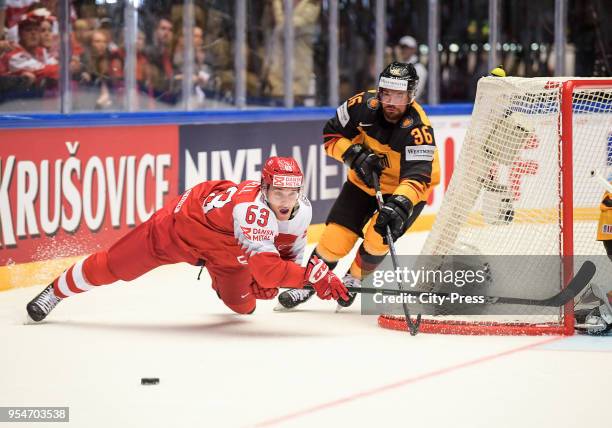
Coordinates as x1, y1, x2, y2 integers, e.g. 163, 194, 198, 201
382, 104, 406, 123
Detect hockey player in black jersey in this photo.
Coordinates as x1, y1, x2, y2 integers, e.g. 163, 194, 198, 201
277, 62, 440, 310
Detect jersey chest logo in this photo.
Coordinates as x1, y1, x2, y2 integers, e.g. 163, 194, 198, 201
241, 225, 274, 242
241, 226, 252, 240
400, 117, 414, 128
367, 97, 380, 110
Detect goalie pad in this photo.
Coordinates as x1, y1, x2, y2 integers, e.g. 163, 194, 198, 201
591, 283, 612, 324
482, 111, 536, 166
482, 187, 515, 225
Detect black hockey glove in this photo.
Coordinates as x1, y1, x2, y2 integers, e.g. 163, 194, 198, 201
374, 195, 414, 244
342, 144, 385, 188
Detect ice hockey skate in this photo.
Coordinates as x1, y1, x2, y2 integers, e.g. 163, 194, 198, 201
26, 284, 62, 322
335, 273, 360, 311
274, 288, 315, 311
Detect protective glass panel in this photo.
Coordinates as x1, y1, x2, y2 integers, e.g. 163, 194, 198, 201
0, 3, 61, 112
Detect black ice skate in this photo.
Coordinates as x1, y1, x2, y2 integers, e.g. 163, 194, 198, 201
27, 284, 62, 322
335, 273, 360, 311
274, 288, 315, 311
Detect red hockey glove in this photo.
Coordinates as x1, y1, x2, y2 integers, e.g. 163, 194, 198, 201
250, 282, 278, 300
304, 256, 349, 301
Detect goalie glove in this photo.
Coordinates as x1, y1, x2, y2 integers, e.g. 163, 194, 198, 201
342, 144, 385, 188
304, 256, 349, 301
374, 195, 414, 244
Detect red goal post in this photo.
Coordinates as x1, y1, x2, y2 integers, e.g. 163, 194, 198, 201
378, 77, 612, 335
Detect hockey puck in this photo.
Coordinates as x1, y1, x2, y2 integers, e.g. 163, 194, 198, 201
141, 378, 159, 385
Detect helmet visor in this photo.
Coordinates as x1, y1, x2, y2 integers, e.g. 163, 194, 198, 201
378, 88, 412, 105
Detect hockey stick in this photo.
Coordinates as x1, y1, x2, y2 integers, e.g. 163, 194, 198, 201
590, 169, 612, 193
372, 174, 421, 335
298, 260, 596, 307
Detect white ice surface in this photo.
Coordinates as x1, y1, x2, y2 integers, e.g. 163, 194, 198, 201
1, 232, 610, 428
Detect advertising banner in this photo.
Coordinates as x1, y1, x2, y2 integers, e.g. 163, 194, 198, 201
180, 115, 470, 224
0, 125, 179, 267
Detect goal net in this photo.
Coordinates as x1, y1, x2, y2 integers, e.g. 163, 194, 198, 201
378, 77, 612, 335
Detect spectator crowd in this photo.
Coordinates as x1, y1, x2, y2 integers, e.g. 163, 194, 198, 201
0, 0, 227, 111
1, 0, 606, 112
0, 0, 426, 111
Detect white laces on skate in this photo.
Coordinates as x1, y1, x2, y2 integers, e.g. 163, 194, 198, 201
36, 286, 61, 312
287, 289, 312, 300
343, 274, 362, 288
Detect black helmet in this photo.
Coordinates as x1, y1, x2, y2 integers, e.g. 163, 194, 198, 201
378, 62, 419, 103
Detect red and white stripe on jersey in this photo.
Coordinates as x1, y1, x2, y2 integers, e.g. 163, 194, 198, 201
53, 259, 95, 298
275, 195, 311, 262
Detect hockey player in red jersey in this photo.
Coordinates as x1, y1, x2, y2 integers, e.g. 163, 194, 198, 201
26, 157, 349, 322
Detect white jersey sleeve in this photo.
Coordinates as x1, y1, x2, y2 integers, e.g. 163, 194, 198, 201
232, 196, 279, 257
276, 195, 312, 264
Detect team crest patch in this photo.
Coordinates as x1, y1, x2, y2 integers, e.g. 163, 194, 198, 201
400, 117, 413, 128
278, 159, 293, 170
367, 97, 379, 110
603, 224, 612, 234
389, 64, 403, 76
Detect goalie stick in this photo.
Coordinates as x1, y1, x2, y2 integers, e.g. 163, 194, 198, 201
297, 260, 596, 307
